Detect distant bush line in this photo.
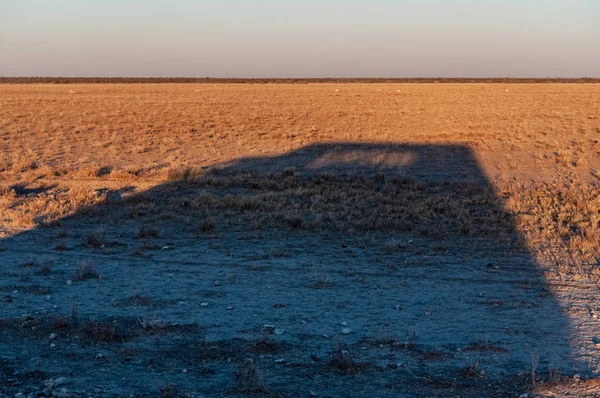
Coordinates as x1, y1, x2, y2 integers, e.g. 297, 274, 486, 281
1, 77, 599, 84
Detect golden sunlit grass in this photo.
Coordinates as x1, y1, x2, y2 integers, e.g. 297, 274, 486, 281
0, 83, 599, 281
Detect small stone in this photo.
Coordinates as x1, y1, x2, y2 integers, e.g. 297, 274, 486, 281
340, 322, 347, 326
213, 281, 221, 286
50, 343, 56, 347
394, 305, 402, 310
182, 368, 188, 373
274, 329, 284, 335
54, 377, 71, 386
66, 280, 72, 286
262, 325, 275, 334
226, 305, 234, 310
49, 333, 57, 339
274, 359, 285, 364
200, 302, 209, 307
309, 391, 317, 397
424, 309, 432, 316
341, 328, 351, 335
45, 295, 51, 301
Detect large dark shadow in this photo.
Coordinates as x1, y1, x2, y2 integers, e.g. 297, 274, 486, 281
0, 143, 579, 396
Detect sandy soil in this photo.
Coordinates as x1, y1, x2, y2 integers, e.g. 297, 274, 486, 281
0, 84, 599, 397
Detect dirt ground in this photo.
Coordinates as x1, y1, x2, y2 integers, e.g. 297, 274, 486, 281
0, 84, 599, 397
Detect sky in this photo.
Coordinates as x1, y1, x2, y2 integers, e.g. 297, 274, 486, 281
0, 0, 598, 77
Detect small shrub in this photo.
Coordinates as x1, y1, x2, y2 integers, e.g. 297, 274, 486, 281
235, 359, 270, 394
81, 320, 119, 343
85, 232, 104, 248
136, 226, 159, 239
74, 260, 97, 281
199, 218, 216, 233
249, 336, 280, 354
327, 340, 368, 374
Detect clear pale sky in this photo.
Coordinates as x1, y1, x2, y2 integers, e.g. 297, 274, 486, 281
1, 0, 598, 77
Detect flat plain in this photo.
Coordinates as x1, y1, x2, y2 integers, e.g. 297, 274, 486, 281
0, 83, 599, 397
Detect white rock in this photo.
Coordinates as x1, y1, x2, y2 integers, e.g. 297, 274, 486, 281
66, 280, 72, 286
274, 359, 285, 364
341, 328, 351, 335
54, 377, 71, 386
340, 322, 347, 326
274, 329, 284, 335
200, 302, 209, 307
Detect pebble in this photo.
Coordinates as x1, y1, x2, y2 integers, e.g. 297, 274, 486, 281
262, 325, 275, 334
54, 377, 71, 386
226, 305, 234, 310
66, 280, 72, 286
274, 359, 285, 364
200, 302, 209, 307
341, 328, 351, 335
213, 281, 221, 286
274, 329, 284, 335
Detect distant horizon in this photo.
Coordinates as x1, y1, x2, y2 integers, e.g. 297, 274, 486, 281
2, 76, 600, 81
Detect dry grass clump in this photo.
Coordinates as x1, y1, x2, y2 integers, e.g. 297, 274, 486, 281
198, 218, 216, 233
136, 226, 159, 239
235, 359, 271, 394
73, 260, 98, 281
138, 314, 170, 331
248, 336, 280, 354
81, 320, 119, 343
327, 340, 368, 374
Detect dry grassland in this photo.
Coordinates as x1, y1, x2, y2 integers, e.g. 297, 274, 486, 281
0, 83, 599, 396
